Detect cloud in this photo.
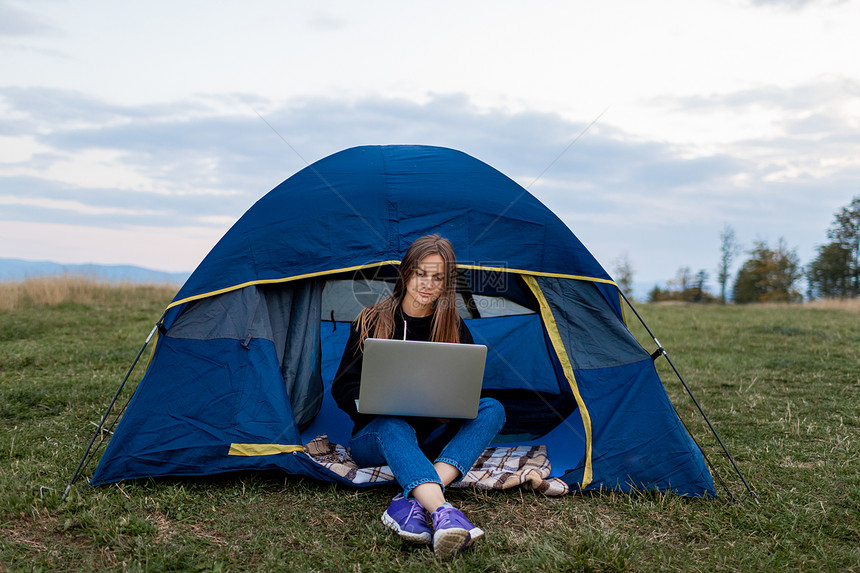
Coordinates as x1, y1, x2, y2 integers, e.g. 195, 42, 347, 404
0, 86, 836, 215
749, 0, 848, 8
1, 85, 858, 284
665, 75, 860, 113
0, 86, 210, 129
0, 174, 209, 228
4, 87, 621, 193
0, 193, 166, 217
647, 76, 860, 184
0, 1, 56, 37
306, 10, 348, 31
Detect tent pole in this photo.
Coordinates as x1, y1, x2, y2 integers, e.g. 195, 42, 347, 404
63, 321, 160, 500
618, 291, 759, 505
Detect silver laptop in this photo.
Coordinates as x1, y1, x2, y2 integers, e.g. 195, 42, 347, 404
357, 338, 487, 419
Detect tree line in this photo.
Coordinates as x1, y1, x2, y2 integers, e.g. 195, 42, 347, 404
630, 196, 860, 304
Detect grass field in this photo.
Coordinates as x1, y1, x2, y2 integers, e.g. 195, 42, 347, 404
1, 278, 858, 572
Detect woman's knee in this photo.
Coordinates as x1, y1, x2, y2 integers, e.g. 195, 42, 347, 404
478, 397, 506, 426
351, 417, 421, 467
367, 415, 417, 438
362, 416, 420, 451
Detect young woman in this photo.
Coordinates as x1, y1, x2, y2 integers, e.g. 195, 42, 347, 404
332, 234, 506, 558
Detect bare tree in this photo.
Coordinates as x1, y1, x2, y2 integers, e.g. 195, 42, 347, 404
668, 266, 692, 293
717, 224, 741, 304
612, 253, 635, 298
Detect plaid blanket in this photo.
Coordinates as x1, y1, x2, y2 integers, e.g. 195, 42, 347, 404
303, 434, 568, 496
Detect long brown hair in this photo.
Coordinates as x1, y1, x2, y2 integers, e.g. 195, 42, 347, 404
356, 234, 461, 347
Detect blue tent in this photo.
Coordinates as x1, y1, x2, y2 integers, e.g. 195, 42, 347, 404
91, 145, 715, 496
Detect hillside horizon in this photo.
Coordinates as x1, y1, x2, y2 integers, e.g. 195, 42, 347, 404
0, 257, 190, 285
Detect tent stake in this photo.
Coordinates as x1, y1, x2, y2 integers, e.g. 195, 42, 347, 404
619, 291, 759, 505
63, 321, 160, 500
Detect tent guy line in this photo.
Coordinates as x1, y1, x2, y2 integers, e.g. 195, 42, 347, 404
251, 105, 388, 244
525, 106, 610, 191
64, 322, 162, 500
470, 107, 609, 248
618, 289, 758, 504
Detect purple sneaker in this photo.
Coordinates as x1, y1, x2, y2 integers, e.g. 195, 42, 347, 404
430, 503, 480, 558
381, 494, 432, 544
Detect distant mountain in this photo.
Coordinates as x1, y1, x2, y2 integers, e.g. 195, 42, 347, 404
0, 258, 190, 285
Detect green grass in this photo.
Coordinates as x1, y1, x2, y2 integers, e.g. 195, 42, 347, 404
1, 283, 858, 572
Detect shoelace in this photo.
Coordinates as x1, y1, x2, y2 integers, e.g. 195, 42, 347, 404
408, 499, 428, 526
432, 507, 461, 529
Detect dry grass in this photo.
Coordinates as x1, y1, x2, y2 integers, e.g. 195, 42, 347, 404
648, 298, 860, 312
802, 297, 860, 312
0, 275, 177, 312
0, 275, 106, 311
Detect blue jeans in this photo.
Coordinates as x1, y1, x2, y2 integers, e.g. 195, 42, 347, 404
349, 397, 506, 498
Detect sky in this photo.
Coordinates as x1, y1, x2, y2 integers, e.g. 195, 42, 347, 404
1, 0, 859, 296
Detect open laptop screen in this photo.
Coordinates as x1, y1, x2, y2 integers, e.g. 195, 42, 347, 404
357, 338, 487, 419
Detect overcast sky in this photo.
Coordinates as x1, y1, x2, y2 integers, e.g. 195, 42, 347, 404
1, 0, 858, 294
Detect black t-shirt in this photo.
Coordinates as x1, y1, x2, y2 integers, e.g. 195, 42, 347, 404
331, 306, 474, 435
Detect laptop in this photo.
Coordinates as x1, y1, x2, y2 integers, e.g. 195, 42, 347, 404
357, 338, 487, 419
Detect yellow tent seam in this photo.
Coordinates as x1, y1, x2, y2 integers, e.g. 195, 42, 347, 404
166, 263, 617, 310
166, 261, 403, 309
228, 443, 304, 457
456, 264, 618, 286
522, 274, 594, 488
618, 292, 629, 327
